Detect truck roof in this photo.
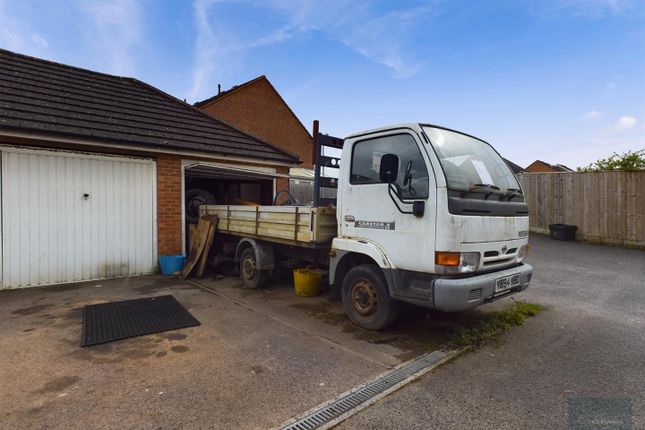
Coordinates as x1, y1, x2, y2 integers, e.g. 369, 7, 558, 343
345, 122, 423, 139
346, 122, 490, 146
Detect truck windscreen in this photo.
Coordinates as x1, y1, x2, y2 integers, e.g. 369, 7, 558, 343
422, 125, 528, 217
422, 126, 520, 192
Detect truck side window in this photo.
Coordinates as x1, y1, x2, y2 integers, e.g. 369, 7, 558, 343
350, 133, 429, 199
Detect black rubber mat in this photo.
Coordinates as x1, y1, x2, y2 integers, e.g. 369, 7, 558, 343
81, 295, 200, 347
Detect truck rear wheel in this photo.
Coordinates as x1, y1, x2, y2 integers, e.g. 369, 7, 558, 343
240, 247, 270, 289
341, 264, 398, 330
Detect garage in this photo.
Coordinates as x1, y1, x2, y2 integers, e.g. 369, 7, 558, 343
0, 147, 156, 289
183, 161, 284, 225
0, 48, 299, 289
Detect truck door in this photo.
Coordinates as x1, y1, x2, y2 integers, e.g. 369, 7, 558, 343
338, 131, 436, 273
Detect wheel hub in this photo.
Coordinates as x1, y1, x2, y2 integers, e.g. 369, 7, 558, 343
242, 257, 256, 280
350, 279, 378, 316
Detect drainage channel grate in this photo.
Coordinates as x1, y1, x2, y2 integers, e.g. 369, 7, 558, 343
280, 350, 450, 430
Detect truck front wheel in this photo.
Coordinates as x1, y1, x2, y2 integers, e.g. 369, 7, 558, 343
240, 247, 270, 289
341, 265, 399, 330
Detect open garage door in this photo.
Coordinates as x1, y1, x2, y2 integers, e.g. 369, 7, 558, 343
183, 162, 281, 223
183, 162, 285, 252
0, 148, 156, 289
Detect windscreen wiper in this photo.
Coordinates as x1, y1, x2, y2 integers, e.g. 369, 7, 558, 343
473, 183, 500, 190
503, 188, 524, 200
449, 183, 502, 199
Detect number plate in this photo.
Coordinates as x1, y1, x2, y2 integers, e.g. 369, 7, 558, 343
495, 273, 521, 294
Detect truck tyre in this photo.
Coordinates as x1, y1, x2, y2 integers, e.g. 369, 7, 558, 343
186, 188, 216, 223
240, 247, 270, 289
341, 264, 399, 330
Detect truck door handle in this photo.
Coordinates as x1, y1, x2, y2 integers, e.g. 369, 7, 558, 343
344, 215, 355, 222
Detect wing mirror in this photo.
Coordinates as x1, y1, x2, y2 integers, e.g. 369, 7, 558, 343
379, 154, 399, 183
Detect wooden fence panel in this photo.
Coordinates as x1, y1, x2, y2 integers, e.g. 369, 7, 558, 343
517, 171, 645, 247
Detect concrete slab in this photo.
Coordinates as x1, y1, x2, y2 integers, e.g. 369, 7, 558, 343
191, 274, 497, 367
0, 268, 520, 429
0, 276, 386, 429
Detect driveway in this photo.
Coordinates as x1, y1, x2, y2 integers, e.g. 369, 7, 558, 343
0, 277, 385, 429
2, 235, 641, 429
337, 235, 645, 429
0, 271, 490, 429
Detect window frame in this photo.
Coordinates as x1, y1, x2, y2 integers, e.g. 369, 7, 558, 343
349, 131, 430, 200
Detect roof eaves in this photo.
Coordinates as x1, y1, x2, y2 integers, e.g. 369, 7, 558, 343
0, 125, 296, 164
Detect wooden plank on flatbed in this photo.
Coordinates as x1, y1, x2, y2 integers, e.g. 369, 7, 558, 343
202, 204, 336, 245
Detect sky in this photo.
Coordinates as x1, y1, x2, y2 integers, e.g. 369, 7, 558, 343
1, 0, 644, 168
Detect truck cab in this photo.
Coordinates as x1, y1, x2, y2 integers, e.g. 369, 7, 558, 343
330, 123, 533, 329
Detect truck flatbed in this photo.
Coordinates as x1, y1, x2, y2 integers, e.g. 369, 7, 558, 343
201, 205, 337, 247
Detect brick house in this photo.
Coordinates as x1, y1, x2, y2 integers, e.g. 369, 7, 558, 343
525, 160, 573, 173
195, 75, 313, 177
0, 49, 298, 289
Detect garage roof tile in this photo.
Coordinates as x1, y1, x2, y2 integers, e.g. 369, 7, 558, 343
0, 49, 298, 164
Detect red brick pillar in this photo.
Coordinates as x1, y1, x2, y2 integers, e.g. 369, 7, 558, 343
276, 166, 290, 193
156, 155, 183, 255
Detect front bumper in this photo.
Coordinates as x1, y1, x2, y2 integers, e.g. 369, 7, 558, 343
431, 263, 533, 312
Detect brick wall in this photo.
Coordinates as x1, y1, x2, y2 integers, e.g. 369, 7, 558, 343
156, 154, 183, 255
276, 166, 290, 193
198, 78, 313, 167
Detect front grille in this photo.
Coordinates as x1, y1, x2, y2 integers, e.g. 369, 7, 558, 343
480, 244, 520, 270
483, 257, 513, 266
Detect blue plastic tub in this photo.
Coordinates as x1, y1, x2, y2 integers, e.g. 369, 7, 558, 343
159, 255, 185, 276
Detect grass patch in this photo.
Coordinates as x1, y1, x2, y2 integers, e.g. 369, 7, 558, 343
451, 302, 542, 350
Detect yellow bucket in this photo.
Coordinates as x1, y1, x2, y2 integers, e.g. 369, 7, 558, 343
293, 269, 322, 297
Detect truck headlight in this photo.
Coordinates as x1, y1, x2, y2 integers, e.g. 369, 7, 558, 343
435, 252, 480, 275
517, 244, 530, 263
458, 252, 480, 273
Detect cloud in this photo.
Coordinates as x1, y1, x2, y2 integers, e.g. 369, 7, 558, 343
261, 1, 440, 78
0, 1, 49, 55
82, 0, 142, 75
615, 115, 637, 130
189, 0, 244, 100
583, 110, 603, 120
530, 0, 637, 18
599, 115, 639, 135
327, 4, 436, 78
188, 0, 442, 100
31, 33, 48, 48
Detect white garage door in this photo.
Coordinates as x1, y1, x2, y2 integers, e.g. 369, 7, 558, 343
1, 148, 156, 289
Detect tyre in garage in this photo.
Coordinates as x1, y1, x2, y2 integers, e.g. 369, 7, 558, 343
185, 188, 216, 223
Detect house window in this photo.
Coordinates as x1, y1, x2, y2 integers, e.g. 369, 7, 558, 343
350, 133, 429, 199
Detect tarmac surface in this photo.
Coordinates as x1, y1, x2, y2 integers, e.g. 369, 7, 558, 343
337, 235, 645, 429
1, 235, 641, 429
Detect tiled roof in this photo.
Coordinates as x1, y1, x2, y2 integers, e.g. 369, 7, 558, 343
0, 49, 297, 163
193, 75, 266, 108
503, 158, 525, 174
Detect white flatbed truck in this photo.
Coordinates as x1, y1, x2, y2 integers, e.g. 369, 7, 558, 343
202, 123, 533, 330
